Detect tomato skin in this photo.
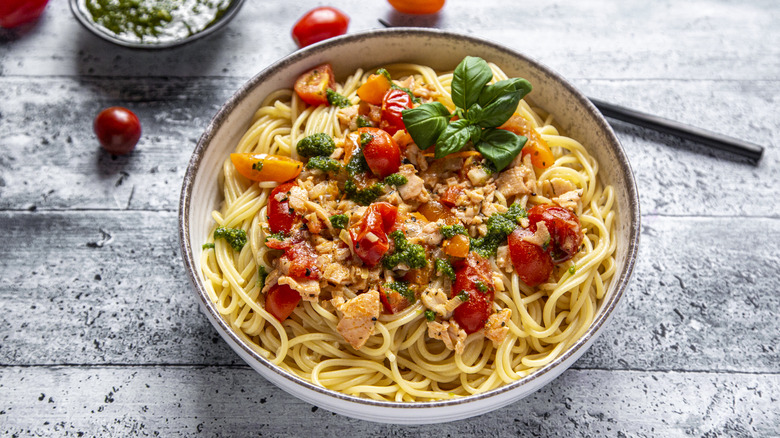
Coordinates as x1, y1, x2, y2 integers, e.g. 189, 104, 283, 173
439, 186, 462, 207
268, 182, 298, 234
294, 64, 336, 106
380, 89, 413, 135
349, 202, 398, 267
387, 0, 445, 14
379, 284, 411, 314
527, 205, 583, 263
451, 252, 495, 334
93, 107, 142, 155
0, 0, 49, 28
230, 153, 303, 183
283, 240, 320, 280
265, 283, 301, 321
359, 127, 401, 179
291, 7, 349, 48
508, 228, 554, 287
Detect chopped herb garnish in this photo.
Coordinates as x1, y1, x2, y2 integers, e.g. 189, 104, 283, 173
296, 133, 335, 158
359, 132, 373, 147
251, 161, 263, 172
346, 149, 370, 177
202, 243, 215, 249
329, 214, 349, 230
214, 227, 247, 252
306, 156, 341, 173
435, 259, 456, 282
384, 173, 408, 187
265, 231, 286, 242
470, 202, 526, 258
440, 224, 468, 239
424, 310, 436, 322
475, 280, 488, 293
258, 266, 268, 290
356, 115, 373, 128
326, 89, 351, 108
384, 230, 428, 270
457, 292, 469, 302
568, 265, 576, 275
384, 281, 415, 304
344, 179, 385, 205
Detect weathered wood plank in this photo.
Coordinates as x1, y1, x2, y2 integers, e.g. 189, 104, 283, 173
0, 367, 777, 436
0, 77, 777, 215
1, 1, 778, 81
1, 211, 778, 373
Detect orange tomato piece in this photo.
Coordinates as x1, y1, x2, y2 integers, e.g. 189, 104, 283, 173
230, 153, 303, 183
499, 114, 554, 169
357, 73, 392, 105
387, 0, 446, 14
443, 234, 470, 258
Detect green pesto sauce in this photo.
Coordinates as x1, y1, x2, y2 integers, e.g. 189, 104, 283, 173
85, 0, 232, 44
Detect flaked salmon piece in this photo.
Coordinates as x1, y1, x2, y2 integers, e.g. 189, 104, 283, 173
522, 221, 551, 247
427, 319, 467, 354
484, 309, 512, 346
495, 245, 512, 273
277, 276, 321, 302
261, 268, 282, 294
397, 164, 430, 203
336, 289, 380, 349
495, 161, 536, 198
420, 287, 464, 319
337, 105, 359, 130
321, 261, 350, 285
404, 142, 428, 172
553, 190, 581, 211
543, 177, 582, 211
288, 185, 308, 212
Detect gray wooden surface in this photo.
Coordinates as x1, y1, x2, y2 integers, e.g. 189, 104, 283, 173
1, 0, 778, 436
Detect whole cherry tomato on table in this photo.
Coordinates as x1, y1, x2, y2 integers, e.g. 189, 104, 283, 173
349, 202, 398, 267
265, 283, 301, 321
292, 7, 350, 48
387, 0, 446, 14
93, 106, 142, 155
294, 63, 335, 106
0, 0, 50, 28
381, 89, 413, 135
452, 252, 495, 334
358, 127, 401, 179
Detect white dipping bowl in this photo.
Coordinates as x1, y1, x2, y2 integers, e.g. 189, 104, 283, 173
179, 28, 640, 424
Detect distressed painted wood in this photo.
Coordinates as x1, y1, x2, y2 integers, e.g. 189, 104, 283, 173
0, 0, 778, 434
0, 367, 777, 436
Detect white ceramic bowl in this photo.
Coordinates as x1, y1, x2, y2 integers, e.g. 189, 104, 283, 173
179, 28, 640, 424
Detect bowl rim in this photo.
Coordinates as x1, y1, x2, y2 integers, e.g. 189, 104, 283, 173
179, 27, 640, 409
68, 0, 245, 50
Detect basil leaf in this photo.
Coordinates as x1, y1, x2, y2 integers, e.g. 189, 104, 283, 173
465, 103, 484, 123
451, 56, 493, 110
478, 78, 532, 108
435, 119, 472, 158
478, 92, 523, 128
476, 128, 527, 171
402, 103, 451, 150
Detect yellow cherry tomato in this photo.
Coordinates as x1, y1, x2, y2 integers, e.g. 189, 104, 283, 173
230, 153, 303, 183
357, 73, 392, 105
499, 114, 555, 169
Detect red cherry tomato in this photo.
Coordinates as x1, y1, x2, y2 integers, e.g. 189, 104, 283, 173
265, 283, 301, 321
294, 64, 336, 106
349, 202, 398, 267
283, 240, 320, 280
527, 205, 583, 263
380, 89, 413, 135
439, 186, 462, 208
0, 0, 49, 28
93, 107, 142, 155
379, 284, 411, 314
451, 252, 495, 334
508, 227, 554, 287
359, 127, 401, 179
291, 7, 350, 48
268, 182, 298, 234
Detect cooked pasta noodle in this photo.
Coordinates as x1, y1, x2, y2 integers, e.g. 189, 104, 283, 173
200, 60, 617, 401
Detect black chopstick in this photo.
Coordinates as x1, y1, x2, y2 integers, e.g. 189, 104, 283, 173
589, 98, 764, 164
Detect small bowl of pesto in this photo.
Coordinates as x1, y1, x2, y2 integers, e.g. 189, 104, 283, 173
69, 0, 245, 49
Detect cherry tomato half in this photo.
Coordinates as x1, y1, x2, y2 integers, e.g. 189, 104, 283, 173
379, 284, 411, 314
359, 127, 401, 179
508, 227, 554, 287
452, 252, 495, 334
349, 202, 398, 267
527, 204, 583, 263
283, 240, 321, 280
0, 0, 49, 28
291, 7, 350, 48
93, 107, 142, 155
294, 64, 335, 106
381, 89, 413, 135
387, 0, 445, 15
268, 182, 298, 235
265, 283, 301, 321
230, 153, 303, 183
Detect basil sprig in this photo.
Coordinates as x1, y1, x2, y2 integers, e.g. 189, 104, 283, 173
402, 56, 533, 171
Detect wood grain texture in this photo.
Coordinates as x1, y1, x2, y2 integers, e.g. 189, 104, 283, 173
1, 367, 777, 436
